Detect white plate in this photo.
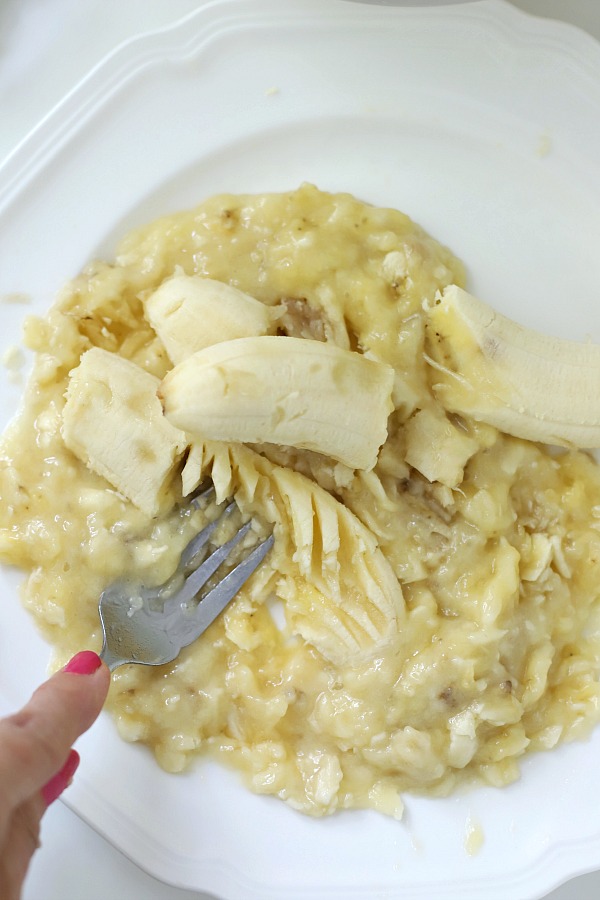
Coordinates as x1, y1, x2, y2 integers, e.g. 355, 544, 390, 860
1, 1, 600, 898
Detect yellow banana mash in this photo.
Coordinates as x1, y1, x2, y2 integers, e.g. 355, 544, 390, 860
2, 184, 600, 818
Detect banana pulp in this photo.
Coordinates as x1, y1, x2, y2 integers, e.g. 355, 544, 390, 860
159, 335, 395, 470
1, 184, 600, 820
426, 285, 600, 448
62, 347, 187, 516
145, 274, 279, 365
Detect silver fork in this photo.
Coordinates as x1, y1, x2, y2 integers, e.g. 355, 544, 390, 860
98, 485, 274, 671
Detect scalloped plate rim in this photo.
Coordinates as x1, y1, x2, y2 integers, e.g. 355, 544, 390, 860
1, 2, 600, 899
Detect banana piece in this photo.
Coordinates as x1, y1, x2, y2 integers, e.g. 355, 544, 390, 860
403, 407, 478, 488
426, 285, 600, 448
160, 336, 395, 470
181, 439, 404, 666
62, 348, 187, 516
145, 274, 277, 365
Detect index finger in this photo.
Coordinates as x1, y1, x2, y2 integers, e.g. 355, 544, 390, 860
0, 651, 110, 810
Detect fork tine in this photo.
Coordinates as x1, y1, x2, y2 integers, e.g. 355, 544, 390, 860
179, 500, 236, 570
177, 534, 275, 649
174, 519, 254, 608
189, 481, 216, 507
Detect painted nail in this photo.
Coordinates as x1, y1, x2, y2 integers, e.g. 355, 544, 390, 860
41, 749, 80, 806
63, 650, 102, 675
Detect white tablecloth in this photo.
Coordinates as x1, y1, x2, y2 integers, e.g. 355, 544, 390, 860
1, 2, 598, 898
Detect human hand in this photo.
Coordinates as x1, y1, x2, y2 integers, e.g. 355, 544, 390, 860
0, 650, 110, 900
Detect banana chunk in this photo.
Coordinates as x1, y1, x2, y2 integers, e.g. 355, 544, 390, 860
426, 285, 600, 448
160, 336, 395, 471
182, 439, 404, 666
144, 274, 277, 365
404, 407, 478, 488
62, 348, 187, 516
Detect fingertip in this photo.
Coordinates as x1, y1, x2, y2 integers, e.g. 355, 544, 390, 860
63, 650, 102, 676
38, 650, 110, 741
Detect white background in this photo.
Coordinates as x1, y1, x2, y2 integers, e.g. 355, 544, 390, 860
0, 1, 598, 899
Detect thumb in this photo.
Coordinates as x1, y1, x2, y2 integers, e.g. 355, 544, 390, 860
0, 651, 110, 811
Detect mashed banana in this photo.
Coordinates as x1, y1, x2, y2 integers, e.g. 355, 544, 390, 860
2, 184, 600, 818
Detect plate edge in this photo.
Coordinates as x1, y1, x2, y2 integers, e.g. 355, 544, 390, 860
0, 0, 599, 215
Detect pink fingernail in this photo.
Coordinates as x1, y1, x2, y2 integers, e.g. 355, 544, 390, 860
63, 650, 102, 675
41, 749, 80, 806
